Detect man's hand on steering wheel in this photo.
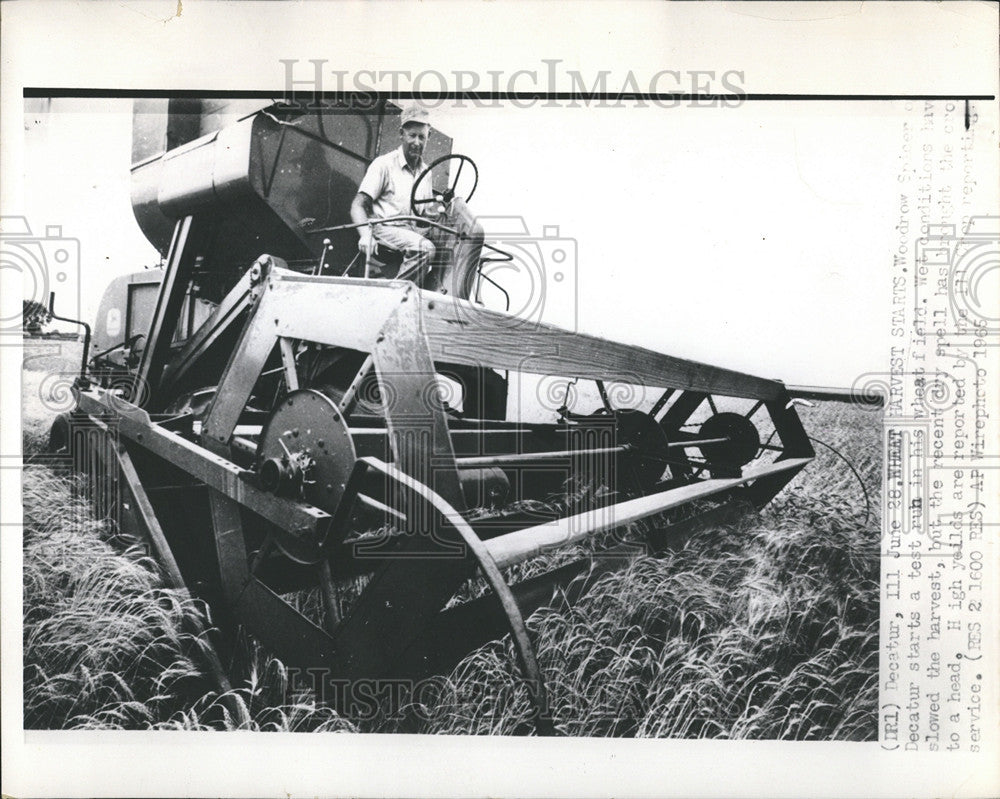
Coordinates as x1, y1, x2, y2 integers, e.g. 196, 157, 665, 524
410, 154, 479, 217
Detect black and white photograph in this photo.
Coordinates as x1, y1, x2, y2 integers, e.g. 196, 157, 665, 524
2, 2, 998, 797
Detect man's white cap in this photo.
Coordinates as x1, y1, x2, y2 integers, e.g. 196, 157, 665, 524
400, 104, 431, 128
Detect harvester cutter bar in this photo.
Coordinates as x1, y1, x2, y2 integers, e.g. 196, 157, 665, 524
484, 456, 812, 569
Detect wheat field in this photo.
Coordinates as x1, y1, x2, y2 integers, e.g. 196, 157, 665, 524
21, 339, 881, 737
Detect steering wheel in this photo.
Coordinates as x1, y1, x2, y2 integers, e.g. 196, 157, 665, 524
410, 154, 479, 215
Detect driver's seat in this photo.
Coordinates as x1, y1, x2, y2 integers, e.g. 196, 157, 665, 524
362, 241, 480, 300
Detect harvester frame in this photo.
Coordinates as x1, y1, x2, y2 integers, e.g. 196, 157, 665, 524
49, 100, 820, 732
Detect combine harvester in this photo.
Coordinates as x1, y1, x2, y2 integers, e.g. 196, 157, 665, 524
48, 100, 844, 731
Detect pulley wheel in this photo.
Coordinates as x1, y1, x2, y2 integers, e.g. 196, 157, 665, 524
614, 409, 671, 490
256, 389, 357, 514
576, 408, 670, 491
698, 412, 760, 476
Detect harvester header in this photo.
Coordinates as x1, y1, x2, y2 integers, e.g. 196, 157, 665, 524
51, 100, 817, 731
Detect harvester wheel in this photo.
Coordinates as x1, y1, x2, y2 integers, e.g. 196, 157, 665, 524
47, 412, 72, 455
45, 411, 96, 462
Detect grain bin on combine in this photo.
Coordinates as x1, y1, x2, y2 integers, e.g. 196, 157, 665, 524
49, 99, 835, 733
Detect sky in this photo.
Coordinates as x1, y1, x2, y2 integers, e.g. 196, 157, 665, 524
434, 100, 898, 385
23, 96, 903, 387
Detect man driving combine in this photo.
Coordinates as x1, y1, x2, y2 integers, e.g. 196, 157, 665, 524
350, 104, 485, 297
